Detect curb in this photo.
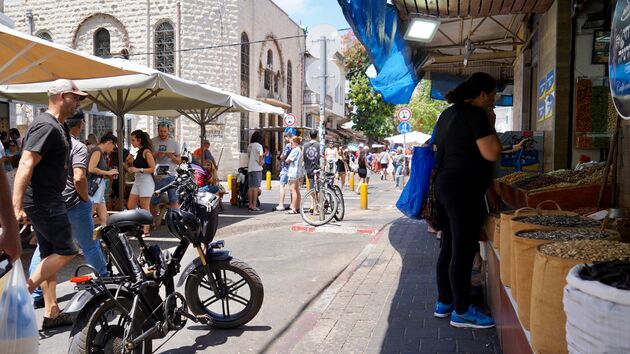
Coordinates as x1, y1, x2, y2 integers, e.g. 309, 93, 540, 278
267, 222, 391, 353
290, 224, 379, 236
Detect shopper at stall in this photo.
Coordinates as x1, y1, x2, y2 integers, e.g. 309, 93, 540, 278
127, 130, 156, 235
432, 72, 501, 329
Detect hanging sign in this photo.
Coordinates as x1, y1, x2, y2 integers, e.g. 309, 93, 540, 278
610, 0, 630, 119
283, 113, 296, 126
397, 107, 412, 121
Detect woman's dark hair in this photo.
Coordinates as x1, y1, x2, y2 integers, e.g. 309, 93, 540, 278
131, 129, 152, 151
250, 131, 262, 144
445, 72, 496, 104
100, 133, 119, 145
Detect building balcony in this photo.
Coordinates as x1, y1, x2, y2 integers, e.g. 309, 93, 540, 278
303, 90, 332, 109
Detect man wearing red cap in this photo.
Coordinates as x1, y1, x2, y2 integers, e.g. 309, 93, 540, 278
12, 78, 87, 328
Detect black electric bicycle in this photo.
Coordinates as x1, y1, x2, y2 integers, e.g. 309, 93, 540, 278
66, 164, 264, 353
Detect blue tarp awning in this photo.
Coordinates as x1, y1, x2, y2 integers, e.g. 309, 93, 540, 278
337, 0, 427, 104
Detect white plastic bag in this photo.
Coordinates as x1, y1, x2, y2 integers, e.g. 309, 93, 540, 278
0, 259, 39, 354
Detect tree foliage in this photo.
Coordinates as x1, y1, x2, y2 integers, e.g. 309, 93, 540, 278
406, 80, 449, 134
341, 33, 395, 141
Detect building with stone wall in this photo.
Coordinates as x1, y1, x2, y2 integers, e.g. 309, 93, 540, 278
3, 0, 305, 177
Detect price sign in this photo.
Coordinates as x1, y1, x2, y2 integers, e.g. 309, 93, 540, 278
610, 1, 630, 119
397, 107, 412, 122
398, 121, 411, 133
284, 113, 296, 126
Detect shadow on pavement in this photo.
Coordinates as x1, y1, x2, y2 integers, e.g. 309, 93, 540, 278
157, 325, 271, 353
382, 217, 501, 353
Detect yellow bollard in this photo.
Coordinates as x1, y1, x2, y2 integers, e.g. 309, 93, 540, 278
359, 182, 368, 210
305, 175, 310, 190
349, 172, 355, 191
266, 171, 272, 190
230, 176, 238, 206
227, 174, 233, 192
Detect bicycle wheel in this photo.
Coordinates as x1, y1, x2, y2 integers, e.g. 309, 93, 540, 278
300, 188, 338, 226
332, 185, 345, 221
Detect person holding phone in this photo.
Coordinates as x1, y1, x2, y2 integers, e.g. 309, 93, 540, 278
150, 122, 181, 227
87, 133, 118, 226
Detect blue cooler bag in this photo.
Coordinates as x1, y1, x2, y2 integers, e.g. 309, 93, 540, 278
396, 144, 435, 219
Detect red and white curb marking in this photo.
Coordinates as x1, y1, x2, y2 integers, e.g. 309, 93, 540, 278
290, 224, 379, 235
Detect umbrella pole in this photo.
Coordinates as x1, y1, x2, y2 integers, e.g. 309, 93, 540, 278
200, 123, 206, 166
117, 113, 125, 211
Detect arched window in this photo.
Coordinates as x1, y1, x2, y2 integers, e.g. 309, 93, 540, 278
94, 28, 110, 58
287, 61, 292, 111
240, 33, 250, 96
37, 31, 53, 42
240, 32, 250, 152
155, 22, 175, 74
264, 50, 273, 90
274, 71, 280, 94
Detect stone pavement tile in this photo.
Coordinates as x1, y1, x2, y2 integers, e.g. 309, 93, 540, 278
340, 336, 370, 353
344, 305, 365, 314
359, 304, 384, 321
300, 318, 337, 343
419, 337, 457, 352
348, 320, 377, 337
404, 325, 438, 339
456, 338, 497, 353
311, 343, 342, 353
438, 325, 475, 340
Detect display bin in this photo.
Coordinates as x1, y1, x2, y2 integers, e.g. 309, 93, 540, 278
493, 180, 613, 210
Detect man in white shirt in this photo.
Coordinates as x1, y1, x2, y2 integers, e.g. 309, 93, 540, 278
150, 121, 181, 226
247, 131, 264, 212
324, 141, 338, 173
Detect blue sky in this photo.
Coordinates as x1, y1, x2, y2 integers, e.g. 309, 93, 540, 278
272, 0, 350, 31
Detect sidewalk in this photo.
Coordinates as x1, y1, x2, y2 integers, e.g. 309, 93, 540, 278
271, 216, 502, 353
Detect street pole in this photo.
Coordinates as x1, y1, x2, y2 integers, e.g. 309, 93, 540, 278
318, 36, 327, 221
402, 131, 406, 188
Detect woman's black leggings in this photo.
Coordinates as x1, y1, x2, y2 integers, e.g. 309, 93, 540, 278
434, 172, 486, 314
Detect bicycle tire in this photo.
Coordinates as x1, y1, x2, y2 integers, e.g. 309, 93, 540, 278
300, 188, 338, 226
332, 185, 345, 221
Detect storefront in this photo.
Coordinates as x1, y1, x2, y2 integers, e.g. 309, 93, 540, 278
342, 0, 629, 353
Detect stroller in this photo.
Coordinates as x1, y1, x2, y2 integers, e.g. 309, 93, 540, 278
236, 167, 261, 208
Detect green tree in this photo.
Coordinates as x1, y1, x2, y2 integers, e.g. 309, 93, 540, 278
341, 33, 396, 141
406, 80, 449, 134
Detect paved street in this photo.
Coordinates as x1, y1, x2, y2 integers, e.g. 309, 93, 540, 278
19, 178, 501, 353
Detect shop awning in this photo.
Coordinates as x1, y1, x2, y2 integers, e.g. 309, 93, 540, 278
392, 0, 554, 18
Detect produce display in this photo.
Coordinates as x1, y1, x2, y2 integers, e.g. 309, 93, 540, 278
518, 229, 609, 241
571, 206, 600, 216
498, 163, 607, 192
513, 214, 600, 228
579, 259, 630, 290
574, 79, 613, 149
538, 240, 630, 261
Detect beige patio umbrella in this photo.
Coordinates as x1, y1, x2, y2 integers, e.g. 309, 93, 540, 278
0, 24, 137, 85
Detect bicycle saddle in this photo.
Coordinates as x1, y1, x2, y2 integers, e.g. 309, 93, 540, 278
107, 209, 153, 228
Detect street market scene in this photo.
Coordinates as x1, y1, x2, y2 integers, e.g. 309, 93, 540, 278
0, 0, 629, 353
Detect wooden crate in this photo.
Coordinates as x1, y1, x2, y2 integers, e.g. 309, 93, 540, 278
493, 181, 612, 210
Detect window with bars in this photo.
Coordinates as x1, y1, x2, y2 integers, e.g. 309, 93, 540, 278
94, 28, 110, 58
287, 61, 292, 112
155, 22, 175, 74
240, 112, 249, 152
37, 31, 53, 42
264, 50, 273, 90
274, 71, 280, 94
240, 32, 250, 96
306, 114, 313, 128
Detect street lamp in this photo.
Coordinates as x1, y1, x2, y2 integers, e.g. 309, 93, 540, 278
404, 15, 440, 43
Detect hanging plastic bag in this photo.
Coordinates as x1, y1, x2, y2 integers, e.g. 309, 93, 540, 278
0, 259, 39, 354
396, 145, 435, 219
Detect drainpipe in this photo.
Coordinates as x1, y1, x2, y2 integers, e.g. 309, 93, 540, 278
25, 9, 33, 35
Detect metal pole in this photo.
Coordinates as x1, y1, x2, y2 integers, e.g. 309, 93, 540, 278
318, 36, 327, 221
402, 132, 406, 187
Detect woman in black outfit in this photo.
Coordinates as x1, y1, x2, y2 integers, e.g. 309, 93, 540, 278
432, 72, 501, 329
127, 130, 156, 235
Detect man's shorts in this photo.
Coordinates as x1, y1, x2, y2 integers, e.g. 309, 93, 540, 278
25, 201, 77, 259
248, 171, 262, 188
151, 175, 178, 205
279, 170, 289, 185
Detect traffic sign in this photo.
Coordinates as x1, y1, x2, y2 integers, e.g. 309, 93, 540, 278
284, 113, 296, 127
284, 127, 297, 136
397, 107, 412, 122
398, 121, 411, 133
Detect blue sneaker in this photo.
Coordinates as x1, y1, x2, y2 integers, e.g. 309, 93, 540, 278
450, 305, 495, 329
434, 301, 455, 318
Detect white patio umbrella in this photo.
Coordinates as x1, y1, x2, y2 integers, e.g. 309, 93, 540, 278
385, 131, 432, 145
0, 24, 137, 85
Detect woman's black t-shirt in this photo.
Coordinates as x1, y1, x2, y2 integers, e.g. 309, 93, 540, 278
433, 103, 495, 183
133, 147, 150, 168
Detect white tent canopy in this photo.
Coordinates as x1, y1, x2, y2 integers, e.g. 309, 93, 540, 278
0, 24, 137, 85
385, 131, 432, 145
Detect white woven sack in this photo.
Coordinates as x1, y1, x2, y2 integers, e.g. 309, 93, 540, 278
564, 265, 630, 354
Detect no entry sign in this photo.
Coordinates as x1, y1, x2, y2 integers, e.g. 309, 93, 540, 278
284, 113, 296, 126
397, 107, 412, 122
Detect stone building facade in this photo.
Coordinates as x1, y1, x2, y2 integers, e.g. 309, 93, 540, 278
4, 0, 305, 177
